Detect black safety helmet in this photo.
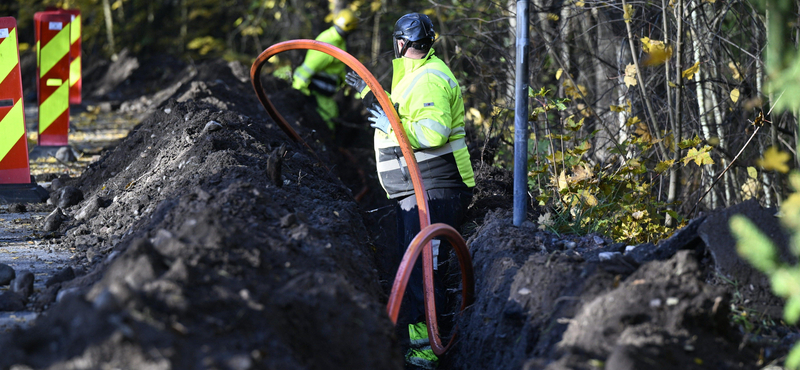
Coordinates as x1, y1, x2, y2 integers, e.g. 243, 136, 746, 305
392, 13, 435, 58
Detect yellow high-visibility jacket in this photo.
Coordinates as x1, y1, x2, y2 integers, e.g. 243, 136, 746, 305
291, 26, 346, 96
364, 48, 475, 199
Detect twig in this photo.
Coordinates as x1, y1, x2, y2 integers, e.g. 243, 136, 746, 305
690, 124, 761, 218
690, 92, 784, 217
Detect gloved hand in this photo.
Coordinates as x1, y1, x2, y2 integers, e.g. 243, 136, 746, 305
367, 104, 392, 134
345, 71, 368, 94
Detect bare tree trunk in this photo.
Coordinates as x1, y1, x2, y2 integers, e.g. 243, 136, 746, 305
102, 0, 117, 58
622, 0, 666, 161
667, 0, 685, 225
180, 0, 188, 54
690, 5, 717, 209
757, 12, 773, 207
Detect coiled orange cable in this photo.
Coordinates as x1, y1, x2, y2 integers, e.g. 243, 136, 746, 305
251, 40, 474, 355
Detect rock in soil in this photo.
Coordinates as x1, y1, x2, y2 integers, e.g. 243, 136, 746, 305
0, 292, 26, 311
12, 270, 34, 298
53, 186, 84, 208
74, 196, 110, 221
55, 146, 78, 162
8, 203, 26, 213
0, 264, 15, 286
43, 207, 66, 232
45, 267, 76, 287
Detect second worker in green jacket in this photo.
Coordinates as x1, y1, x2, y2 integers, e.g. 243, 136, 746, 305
292, 9, 358, 130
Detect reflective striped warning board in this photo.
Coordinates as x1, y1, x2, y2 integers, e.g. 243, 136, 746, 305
0, 17, 32, 185
34, 11, 72, 147
56, 9, 81, 105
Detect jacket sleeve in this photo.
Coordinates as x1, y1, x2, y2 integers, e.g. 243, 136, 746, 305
400, 78, 453, 149
292, 29, 339, 92
292, 50, 334, 92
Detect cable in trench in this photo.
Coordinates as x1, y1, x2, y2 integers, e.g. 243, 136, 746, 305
251, 40, 474, 355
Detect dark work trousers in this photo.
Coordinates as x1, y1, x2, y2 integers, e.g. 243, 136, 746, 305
395, 187, 473, 333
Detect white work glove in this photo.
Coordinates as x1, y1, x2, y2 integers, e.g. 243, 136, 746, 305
367, 104, 392, 134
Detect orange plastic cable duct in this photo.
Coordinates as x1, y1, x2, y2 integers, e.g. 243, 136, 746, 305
386, 223, 475, 355
250, 40, 474, 355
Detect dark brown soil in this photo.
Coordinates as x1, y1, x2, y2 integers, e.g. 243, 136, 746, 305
0, 56, 795, 370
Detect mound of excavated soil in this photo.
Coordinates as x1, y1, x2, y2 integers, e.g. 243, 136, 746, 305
2, 55, 796, 370
0, 59, 402, 369
443, 209, 793, 370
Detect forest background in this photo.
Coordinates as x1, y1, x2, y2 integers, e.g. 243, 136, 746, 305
2, 0, 799, 244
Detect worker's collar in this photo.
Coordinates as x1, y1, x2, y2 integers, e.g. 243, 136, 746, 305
393, 48, 435, 73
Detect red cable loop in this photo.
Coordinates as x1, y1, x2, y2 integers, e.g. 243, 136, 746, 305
250, 40, 475, 355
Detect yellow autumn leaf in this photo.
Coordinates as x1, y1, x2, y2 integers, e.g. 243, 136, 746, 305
634, 121, 652, 143
682, 61, 700, 80
556, 68, 563, 80
741, 178, 760, 200
668, 81, 678, 88
644, 45, 673, 67
756, 146, 791, 173
610, 105, 625, 112
655, 159, 675, 173
468, 107, 483, 125
624, 64, 637, 87
626, 115, 641, 127
747, 166, 758, 179
640, 38, 673, 67
578, 190, 598, 207
563, 80, 588, 99
569, 164, 594, 183
730, 88, 740, 103
577, 103, 593, 117
547, 13, 560, 21
624, 4, 635, 22
555, 171, 568, 191
728, 61, 743, 80
640, 37, 653, 52
370, 0, 381, 12
682, 145, 714, 166
574, 0, 585, 6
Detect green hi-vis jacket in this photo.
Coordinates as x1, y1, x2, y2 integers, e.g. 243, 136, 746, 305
365, 48, 475, 199
292, 26, 346, 96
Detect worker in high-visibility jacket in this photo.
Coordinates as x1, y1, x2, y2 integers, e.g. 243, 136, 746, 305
292, 9, 358, 130
346, 12, 474, 370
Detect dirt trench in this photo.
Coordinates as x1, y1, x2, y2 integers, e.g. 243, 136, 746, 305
0, 56, 795, 370
2, 59, 401, 370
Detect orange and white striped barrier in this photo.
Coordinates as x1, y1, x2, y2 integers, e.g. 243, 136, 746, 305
0, 17, 48, 203
0, 17, 32, 185
34, 11, 72, 147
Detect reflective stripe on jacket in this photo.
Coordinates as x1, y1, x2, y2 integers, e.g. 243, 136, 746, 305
292, 26, 346, 95
372, 48, 475, 199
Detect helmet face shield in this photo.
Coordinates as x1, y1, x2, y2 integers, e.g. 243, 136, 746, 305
393, 39, 414, 59
392, 13, 435, 58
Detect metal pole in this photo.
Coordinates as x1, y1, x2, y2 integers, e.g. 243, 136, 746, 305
513, 0, 530, 226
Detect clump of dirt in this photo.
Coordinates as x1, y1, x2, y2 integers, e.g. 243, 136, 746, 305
0, 59, 402, 369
